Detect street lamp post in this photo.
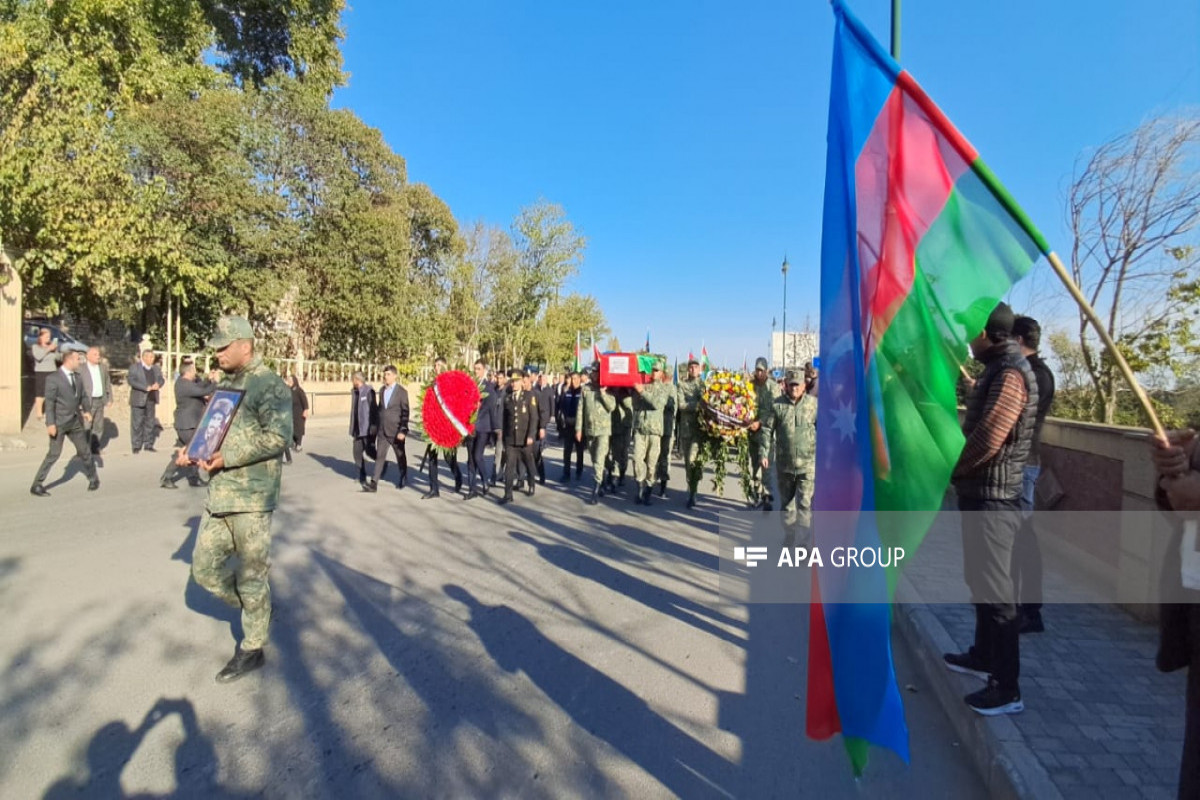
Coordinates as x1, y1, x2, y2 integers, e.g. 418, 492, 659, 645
781, 255, 789, 369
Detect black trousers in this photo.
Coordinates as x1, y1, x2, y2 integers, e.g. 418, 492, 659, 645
33, 425, 97, 486
466, 434, 492, 491
533, 436, 547, 481
561, 423, 584, 476
131, 402, 158, 450
959, 495, 1021, 693
427, 444, 461, 490
1180, 606, 1200, 800
352, 436, 376, 481
504, 444, 536, 498
373, 433, 407, 485
160, 428, 196, 484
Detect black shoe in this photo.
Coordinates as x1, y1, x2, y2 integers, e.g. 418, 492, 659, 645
464, 489, 477, 501
454, 474, 463, 492
617, 475, 626, 487
588, 485, 599, 505
1019, 613, 1045, 634
965, 678, 1023, 716
88, 478, 100, 491
526, 482, 535, 497
144, 446, 157, 453
561, 471, 571, 482
398, 472, 407, 488
188, 476, 205, 488
657, 480, 667, 497
642, 486, 653, 506
943, 651, 990, 681
215, 647, 265, 684
362, 481, 378, 493
498, 495, 513, 505
132, 448, 141, 454
686, 492, 696, 509
30, 484, 49, 497
421, 488, 440, 500
160, 479, 178, 490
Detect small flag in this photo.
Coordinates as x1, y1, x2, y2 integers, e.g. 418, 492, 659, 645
592, 330, 602, 363
700, 345, 710, 378
574, 331, 581, 371
645, 330, 651, 352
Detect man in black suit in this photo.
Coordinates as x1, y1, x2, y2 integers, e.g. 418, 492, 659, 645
500, 368, 538, 506
365, 365, 408, 492
160, 360, 218, 489
127, 348, 165, 453
31, 349, 99, 496
77, 346, 112, 455
349, 371, 379, 485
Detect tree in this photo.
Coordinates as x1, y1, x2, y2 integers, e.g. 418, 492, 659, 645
1068, 114, 1200, 423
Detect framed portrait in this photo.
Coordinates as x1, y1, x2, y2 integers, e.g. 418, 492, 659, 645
186, 389, 245, 463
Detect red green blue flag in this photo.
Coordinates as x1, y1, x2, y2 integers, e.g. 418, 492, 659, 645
809, 0, 1051, 773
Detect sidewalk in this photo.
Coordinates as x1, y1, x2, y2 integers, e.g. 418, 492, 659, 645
896, 512, 1186, 800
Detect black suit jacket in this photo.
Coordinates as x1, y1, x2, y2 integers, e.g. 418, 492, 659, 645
503, 388, 539, 446
376, 383, 410, 440
44, 369, 89, 431
128, 362, 165, 408
76, 362, 112, 405
174, 376, 217, 431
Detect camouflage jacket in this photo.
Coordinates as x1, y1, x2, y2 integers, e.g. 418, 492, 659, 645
676, 378, 704, 436
753, 378, 782, 444
611, 392, 634, 436
661, 385, 677, 441
581, 384, 617, 437
207, 356, 293, 514
633, 380, 670, 436
761, 393, 818, 474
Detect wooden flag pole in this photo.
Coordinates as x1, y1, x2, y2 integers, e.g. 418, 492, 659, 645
1045, 251, 1166, 442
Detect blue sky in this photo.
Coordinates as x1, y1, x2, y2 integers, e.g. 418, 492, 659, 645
333, 0, 1198, 368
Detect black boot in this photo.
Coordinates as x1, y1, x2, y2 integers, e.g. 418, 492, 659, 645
657, 479, 667, 497
215, 647, 264, 683
422, 486, 440, 500
588, 484, 599, 505
642, 486, 653, 506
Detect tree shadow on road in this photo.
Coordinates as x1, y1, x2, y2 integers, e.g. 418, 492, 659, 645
42, 697, 248, 799
443, 583, 739, 799
508, 531, 744, 647
171, 516, 242, 642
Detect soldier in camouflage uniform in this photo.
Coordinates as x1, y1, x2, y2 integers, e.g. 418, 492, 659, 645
748, 356, 781, 510
606, 388, 634, 491
759, 369, 818, 546
576, 364, 617, 504
655, 369, 677, 497
675, 358, 705, 508
631, 361, 670, 506
178, 316, 292, 683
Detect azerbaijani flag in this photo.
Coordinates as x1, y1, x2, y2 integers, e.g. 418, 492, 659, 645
592, 331, 602, 363
700, 345, 710, 377
808, 0, 1051, 773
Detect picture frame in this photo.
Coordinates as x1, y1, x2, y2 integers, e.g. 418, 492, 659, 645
186, 388, 245, 463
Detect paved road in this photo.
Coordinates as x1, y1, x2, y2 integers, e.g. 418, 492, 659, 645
1, 421, 985, 798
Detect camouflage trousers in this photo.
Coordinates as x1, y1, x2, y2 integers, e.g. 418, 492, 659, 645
778, 470, 814, 541
609, 429, 632, 478
656, 429, 674, 484
749, 436, 775, 502
587, 435, 610, 488
632, 433, 662, 489
678, 431, 702, 493
192, 511, 273, 650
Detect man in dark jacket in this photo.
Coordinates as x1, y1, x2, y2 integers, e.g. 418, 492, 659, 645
30, 349, 99, 496
500, 369, 538, 506
1010, 315, 1056, 634
349, 371, 378, 485
558, 372, 584, 481
944, 301, 1038, 717
127, 348, 165, 453
466, 360, 499, 499
1150, 430, 1200, 799
365, 365, 408, 492
161, 360, 217, 488
532, 372, 554, 485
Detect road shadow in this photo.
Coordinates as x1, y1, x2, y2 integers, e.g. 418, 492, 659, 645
173, 516, 242, 642
42, 697, 246, 799
42, 458, 84, 491
509, 532, 744, 647
99, 419, 119, 453
444, 583, 738, 799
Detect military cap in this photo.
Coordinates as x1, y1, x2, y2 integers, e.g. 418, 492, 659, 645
508, 368, 525, 379
755, 356, 769, 371
207, 315, 254, 349
785, 369, 804, 385
687, 358, 700, 367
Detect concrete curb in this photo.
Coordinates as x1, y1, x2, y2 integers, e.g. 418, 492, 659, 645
894, 576, 1062, 800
